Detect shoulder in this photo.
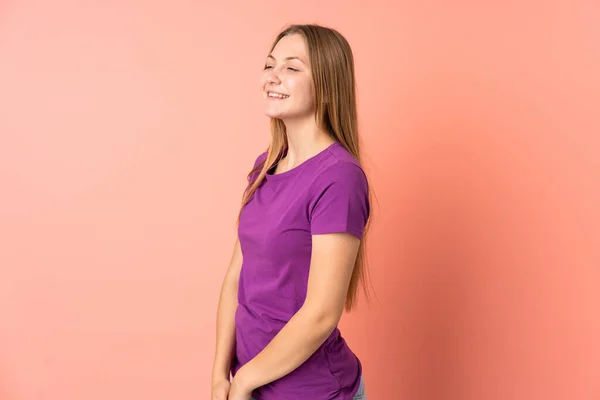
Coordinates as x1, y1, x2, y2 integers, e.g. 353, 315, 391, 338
310, 145, 368, 193
312, 160, 367, 191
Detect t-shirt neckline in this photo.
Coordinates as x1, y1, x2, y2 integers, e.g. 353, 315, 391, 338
265, 141, 341, 181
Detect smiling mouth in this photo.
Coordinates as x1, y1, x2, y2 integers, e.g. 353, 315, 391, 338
267, 92, 290, 99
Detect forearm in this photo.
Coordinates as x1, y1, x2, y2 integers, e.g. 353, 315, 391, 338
212, 278, 238, 384
234, 305, 338, 390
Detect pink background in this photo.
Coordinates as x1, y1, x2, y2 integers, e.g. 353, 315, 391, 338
1, 1, 599, 399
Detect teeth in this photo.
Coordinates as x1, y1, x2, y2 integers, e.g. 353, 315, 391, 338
268, 92, 289, 99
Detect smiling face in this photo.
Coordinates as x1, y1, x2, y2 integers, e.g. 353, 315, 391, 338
260, 34, 316, 121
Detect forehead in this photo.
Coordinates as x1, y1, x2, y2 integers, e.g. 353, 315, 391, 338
269, 34, 308, 60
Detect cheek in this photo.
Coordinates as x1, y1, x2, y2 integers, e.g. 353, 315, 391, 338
301, 82, 316, 107
288, 77, 313, 99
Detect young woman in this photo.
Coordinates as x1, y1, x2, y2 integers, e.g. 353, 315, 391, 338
211, 24, 372, 400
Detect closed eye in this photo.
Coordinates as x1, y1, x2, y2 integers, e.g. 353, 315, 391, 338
263, 65, 300, 72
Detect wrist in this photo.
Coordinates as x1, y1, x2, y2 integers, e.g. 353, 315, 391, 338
232, 365, 256, 393
212, 355, 234, 383
211, 370, 230, 386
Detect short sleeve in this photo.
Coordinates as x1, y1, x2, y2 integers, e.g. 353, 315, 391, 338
309, 162, 370, 239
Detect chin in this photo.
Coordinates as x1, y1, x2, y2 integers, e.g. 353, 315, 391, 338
264, 110, 289, 119
264, 108, 308, 120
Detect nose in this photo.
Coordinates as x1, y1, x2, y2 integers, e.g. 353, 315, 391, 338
266, 69, 281, 85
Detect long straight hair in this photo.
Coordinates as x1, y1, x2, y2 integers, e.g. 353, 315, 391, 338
239, 24, 373, 312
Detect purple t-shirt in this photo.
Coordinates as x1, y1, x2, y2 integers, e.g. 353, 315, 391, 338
231, 142, 370, 400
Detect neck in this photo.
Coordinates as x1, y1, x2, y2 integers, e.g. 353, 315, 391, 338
281, 116, 335, 170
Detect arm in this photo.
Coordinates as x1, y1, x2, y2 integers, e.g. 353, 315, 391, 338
229, 232, 360, 397
212, 238, 243, 386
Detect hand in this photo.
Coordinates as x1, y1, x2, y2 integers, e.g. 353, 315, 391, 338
211, 379, 231, 400
227, 375, 253, 400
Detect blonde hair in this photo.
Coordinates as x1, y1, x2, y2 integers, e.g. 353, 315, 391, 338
240, 24, 373, 312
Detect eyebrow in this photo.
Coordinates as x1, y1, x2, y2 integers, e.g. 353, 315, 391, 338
267, 54, 305, 64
